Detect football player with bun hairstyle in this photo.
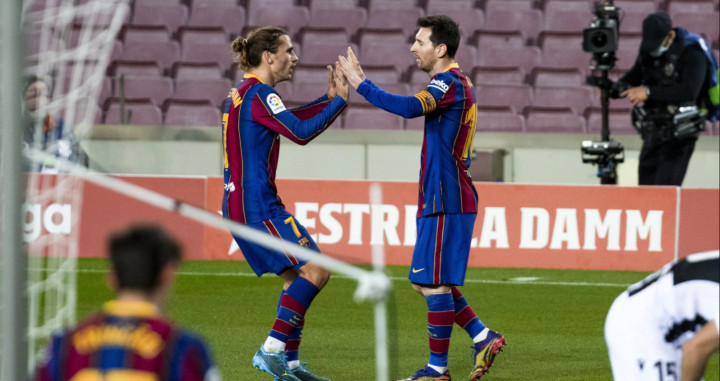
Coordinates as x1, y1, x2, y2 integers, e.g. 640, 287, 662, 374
222, 26, 348, 381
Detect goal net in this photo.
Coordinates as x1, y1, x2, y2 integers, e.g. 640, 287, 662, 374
0, 0, 130, 375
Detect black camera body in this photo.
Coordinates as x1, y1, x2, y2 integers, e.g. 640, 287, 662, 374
582, 2, 621, 69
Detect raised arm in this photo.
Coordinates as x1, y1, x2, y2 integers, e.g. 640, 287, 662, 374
338, 47, 426, 118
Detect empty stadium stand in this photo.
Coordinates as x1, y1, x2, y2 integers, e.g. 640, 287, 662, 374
28, 0, 715, 133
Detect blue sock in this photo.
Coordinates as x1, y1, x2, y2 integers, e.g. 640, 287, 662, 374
426, 293, 454, 368
451, 287, 486, 340
269, 277, 319, 343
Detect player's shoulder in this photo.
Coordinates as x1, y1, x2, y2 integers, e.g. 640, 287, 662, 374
253, 84, 287, 114
428, 72, 454, 93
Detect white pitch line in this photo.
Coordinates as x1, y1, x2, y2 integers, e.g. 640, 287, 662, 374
72, 268, 630, 288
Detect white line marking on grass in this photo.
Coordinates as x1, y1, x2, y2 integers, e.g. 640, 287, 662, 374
74, 268, 630, 288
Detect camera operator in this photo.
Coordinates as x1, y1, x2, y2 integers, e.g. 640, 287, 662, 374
613, 12, 719, 186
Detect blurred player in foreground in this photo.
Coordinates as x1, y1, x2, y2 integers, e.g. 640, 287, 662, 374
339, 15, 505, 381
605, 250, 719, 381
36, 224, 220, 381
222, 26, 348, 381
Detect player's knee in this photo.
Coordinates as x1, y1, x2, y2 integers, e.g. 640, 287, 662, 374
299, 263, 330, 289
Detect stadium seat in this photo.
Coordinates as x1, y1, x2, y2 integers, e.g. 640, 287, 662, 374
247, 5, 310, 36
366, 8, 425, 39
122, 24, 171, 43
131, 2, 188, 35
428, 8, 485, 44
532, 86, 597, 115
542, 1, 593, 33
360, 41, 416, 73
307, 0, 359, 9
343, 106, 404, 130
186, 3, 245, 33
667, 0, 716, 13
177, 26, 228, 46
476, 84, 534, 110
174, 77, 232, 107
111, 75, 173, 106
363, 66, 403, 83
483, 0, 535, 12
425, 0, 476, 13
616, 1, 658, 33
299, 41, 359, 66
670, 12, 720, 45
472, 66, 526, 86
291, 64, 336, 84
285, 82, 329, 105
190, 0, 237, 7
104, 98, 162, 125
121, 30, 180, 71
454, 45, 478, 73
307, 7, 367, 35
109, 60, 164, 78
365, 0, 417, 10
537, 31, 583, 51
522, 106, 587, 133
297, 27, 351, 46
476, 105, 526, 132
477, 46, 542, 73
181, 42, 233, 68
163, 99, 221, 127
357, 28, 407, 47
474, 30, 525, 49
541, 48, 593, 75
584, 107, 635, 135
528, 67, 584, 87
172, 62, 225, 80
482, 9, 543, 45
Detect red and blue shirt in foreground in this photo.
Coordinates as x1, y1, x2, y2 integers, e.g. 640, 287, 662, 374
36, 300, 220, 381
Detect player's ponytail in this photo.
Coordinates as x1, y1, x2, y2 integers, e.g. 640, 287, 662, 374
231, 27, 287, 72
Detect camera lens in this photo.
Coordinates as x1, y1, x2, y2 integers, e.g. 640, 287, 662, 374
591, 31, 608, 48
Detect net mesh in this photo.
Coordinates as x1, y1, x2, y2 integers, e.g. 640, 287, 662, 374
20, 0, 130, 371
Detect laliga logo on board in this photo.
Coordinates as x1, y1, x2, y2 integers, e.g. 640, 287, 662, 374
23, 203, 72, 242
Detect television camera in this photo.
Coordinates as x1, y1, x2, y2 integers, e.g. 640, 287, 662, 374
582, 1, 625, 185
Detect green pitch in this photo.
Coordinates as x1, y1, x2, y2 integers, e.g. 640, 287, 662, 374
76, 258, 719, 380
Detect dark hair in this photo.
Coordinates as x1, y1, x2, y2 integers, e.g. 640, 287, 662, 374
22, 74, 49, 94
417, 15, 461, 59
108, 224, 182, 292
231, 26, 288, 71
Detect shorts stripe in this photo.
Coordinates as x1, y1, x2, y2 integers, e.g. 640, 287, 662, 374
434, 215, 445, 284
263, 220, 299, 266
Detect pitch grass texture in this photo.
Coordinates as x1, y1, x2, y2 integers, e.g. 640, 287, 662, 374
77, 258, 719, 380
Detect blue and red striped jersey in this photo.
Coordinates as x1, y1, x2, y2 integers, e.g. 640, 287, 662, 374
36, 300, 220, 381
221, 74, 346, 224
356, 63, 478, 217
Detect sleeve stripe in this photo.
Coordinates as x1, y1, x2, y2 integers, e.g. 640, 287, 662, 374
414, 90, 437, 114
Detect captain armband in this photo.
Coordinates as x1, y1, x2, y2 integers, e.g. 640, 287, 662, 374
414, 90, 437, 114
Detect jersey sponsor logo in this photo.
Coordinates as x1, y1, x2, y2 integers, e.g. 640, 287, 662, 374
266, 93, 286, 114
428, 79, 449, 93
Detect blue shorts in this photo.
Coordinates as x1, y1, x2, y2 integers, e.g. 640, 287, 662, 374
232, 210, 319, 277
409, 213, 476, 286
